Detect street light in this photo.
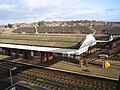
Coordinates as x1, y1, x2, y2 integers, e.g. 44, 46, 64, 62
10, 67, 17, 86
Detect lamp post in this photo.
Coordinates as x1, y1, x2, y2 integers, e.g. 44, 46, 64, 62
10, 67, 17, 86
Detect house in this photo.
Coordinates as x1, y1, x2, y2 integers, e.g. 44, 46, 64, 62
12, 26, 93, 34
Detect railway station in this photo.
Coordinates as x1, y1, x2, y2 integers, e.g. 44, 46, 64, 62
0, 26, 120, 90
1, 0, 120, 89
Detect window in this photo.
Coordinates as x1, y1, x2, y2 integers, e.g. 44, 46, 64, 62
34, 51, 41, 58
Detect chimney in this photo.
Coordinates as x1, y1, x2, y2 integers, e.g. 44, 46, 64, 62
34, 26, 38, 34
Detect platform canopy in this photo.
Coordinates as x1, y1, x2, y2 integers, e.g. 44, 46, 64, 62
0, 34, 86, 49
0, 34, 96, 55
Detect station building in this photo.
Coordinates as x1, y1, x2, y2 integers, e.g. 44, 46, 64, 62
0, 33, 96, 63
1, 25, 119, 63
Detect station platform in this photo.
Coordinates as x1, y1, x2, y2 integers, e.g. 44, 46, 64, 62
0, 55, 120, 80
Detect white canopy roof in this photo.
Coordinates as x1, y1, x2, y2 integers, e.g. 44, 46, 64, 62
0, 43, 82, 55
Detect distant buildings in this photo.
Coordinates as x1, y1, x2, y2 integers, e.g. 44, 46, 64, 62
12, 26, 93, 34
0, 20, 120, 35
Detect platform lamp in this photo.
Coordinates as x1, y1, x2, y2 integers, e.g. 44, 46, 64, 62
10, 67, 17, 86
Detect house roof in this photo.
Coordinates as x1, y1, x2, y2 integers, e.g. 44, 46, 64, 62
93, 25, 120, 35
13, 27, 35, 33
0, 34, 86, 49
105, 27, 120, 35
94, 34, 110, 41
12, 26, 93, 34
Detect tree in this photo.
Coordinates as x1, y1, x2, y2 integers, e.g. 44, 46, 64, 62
8, 23, 12, 28
38, 21, 45, 27
4, 23, 13, 28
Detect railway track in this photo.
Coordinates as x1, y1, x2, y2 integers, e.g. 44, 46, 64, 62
0, 60, 118, 90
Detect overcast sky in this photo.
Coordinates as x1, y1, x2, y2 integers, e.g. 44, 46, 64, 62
0, 0, 120, 25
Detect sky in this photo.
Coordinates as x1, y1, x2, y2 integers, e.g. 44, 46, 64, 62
0, 0, 120, 25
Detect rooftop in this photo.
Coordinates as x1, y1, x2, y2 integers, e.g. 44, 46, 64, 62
93, 25, 120, 35
13, 26, 93, 34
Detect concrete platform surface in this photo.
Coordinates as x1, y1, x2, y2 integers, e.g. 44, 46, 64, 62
0, 55, 120, 80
